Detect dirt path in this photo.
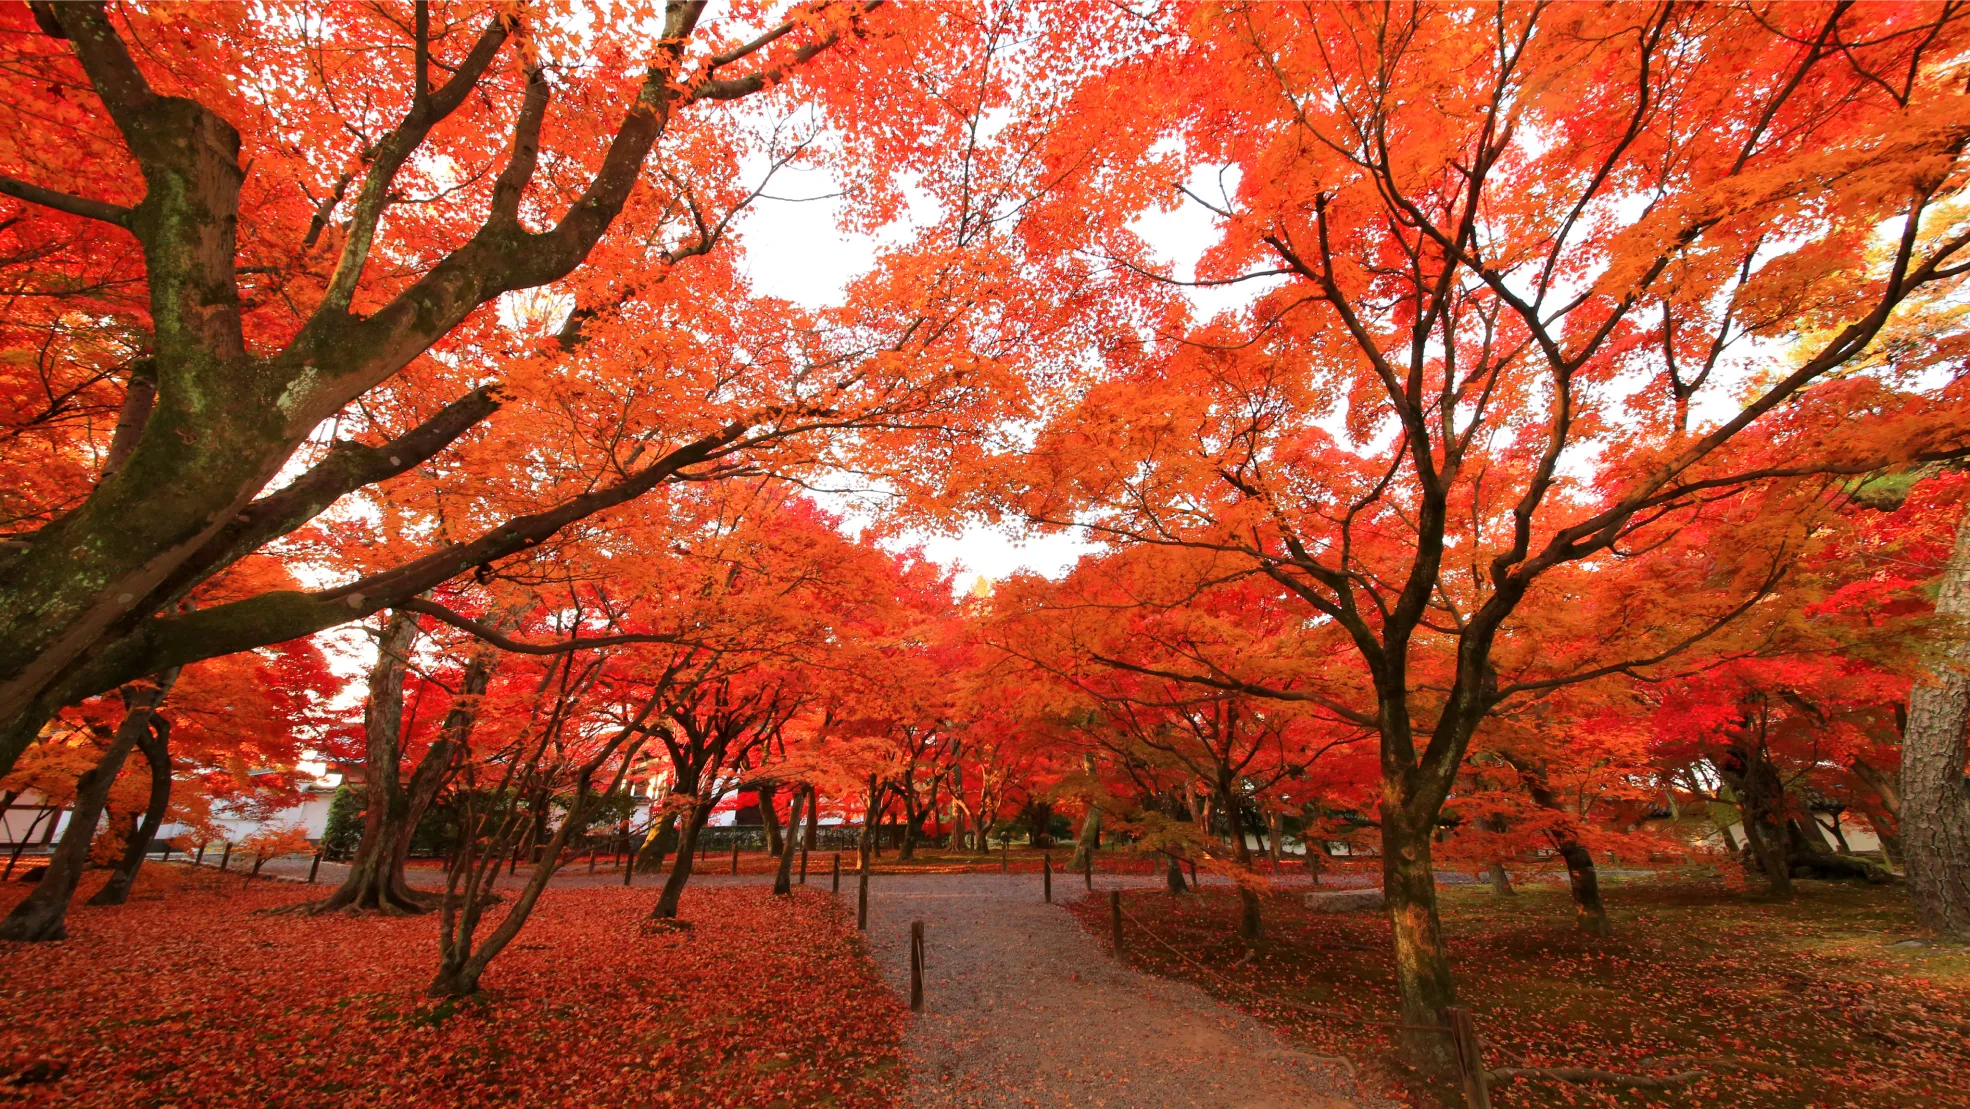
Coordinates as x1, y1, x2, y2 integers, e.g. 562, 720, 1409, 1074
860, 871, 1372, 1109
245, 856, 1382, 1106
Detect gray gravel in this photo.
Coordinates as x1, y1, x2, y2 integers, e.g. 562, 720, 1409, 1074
860, 871, 1374, 1109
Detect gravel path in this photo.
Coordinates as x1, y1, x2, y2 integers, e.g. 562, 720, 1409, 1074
859, 871, 1372, 1109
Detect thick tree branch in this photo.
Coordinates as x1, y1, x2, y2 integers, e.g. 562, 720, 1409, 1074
0, 175, 132, 228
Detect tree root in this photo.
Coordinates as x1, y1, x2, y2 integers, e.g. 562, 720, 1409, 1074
1487, 1066, 1705, 1089
1784, 852, 1896, 884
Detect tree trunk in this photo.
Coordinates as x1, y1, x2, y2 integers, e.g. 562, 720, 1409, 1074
804, 788, 819, 851
315, 611, 427, 914
1850, 754, 1904, 866
1483, 813, 1514, 896
0, 671, 177, 941
773, 788, 806, 896
860, 776, 881, 867
1556, 839, 1609, 934
87, 714, 173, 907
651, 796, 713, 920
1821, 813, 1853, 854
758, 781, 783, 857
1505, 755, 1607, 930
635, 809, 679, 874
1715, 747, 1794, 898
1030, 799, 1055, 848
1069, 755, 1101, 870
1903, 506, 1970, 938
1164, 852, 1188, 894
1382, 800, 1459, 1078
1488, 861, 1515, 896
1220, 786, 1262, 943
897, 793, 921, 861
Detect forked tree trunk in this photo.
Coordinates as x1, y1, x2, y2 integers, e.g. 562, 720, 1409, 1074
315, 612, 427, 914
88, 716, 173, 907
1715, 746, 1794, 898
0, 671, 177, 941
773, 788, 807, 895
1903, 507, 1970, 938
651, 796, 713, 920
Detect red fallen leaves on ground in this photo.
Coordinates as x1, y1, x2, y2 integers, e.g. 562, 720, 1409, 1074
1071, 876, 1970, 1109
0, 866, 904, 1108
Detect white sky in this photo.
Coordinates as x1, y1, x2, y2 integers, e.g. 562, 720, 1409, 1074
731, 160, 1258, 593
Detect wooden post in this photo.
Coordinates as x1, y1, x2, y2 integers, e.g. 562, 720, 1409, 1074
832, 852, 841, 893
1447, 1006, 1491, 1109
194, 842, 206, 867
1188, 858, 1198, 888
307, 851, 322, 884
218, 842, 233, 872
160, 844, 173, 863
509, 841, 521, 875
623, 846, 635, 886
1084, 850, 1093, 889
1109, 890, 1123, 953
730, 835, 740, 875
909, 920, 925, 1012
1043, 852, 1052, 902
588, 848, 598, 874
799, 843, 809, 885
1000, 842, 1007, 873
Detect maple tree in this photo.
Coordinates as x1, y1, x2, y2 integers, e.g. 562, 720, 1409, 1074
0, 0, 1044, 783
953, 1, 1970, 1075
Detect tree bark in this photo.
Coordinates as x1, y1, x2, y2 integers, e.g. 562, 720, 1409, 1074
1850, 753, 1903, 866
1506, 755, 1609, 931
773, 788, 806, 895
87, 713, 172, 907
1164, 852, 1188, 893
314, 611, 427, 914
758, 781, 784, 857
1483, 813, 1515, 896
1715, 746, 1795, 898
651, 795, 714, 920
0, 670, 177, 941
1024, 799, 1054, 848
1382, 800, 1459, 1078
1219, 785, 1262, 943
803, 787, 819, 851
1069, 754, 1101, 870
636, 809, 679, 874
1903, 507, 1970, 938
